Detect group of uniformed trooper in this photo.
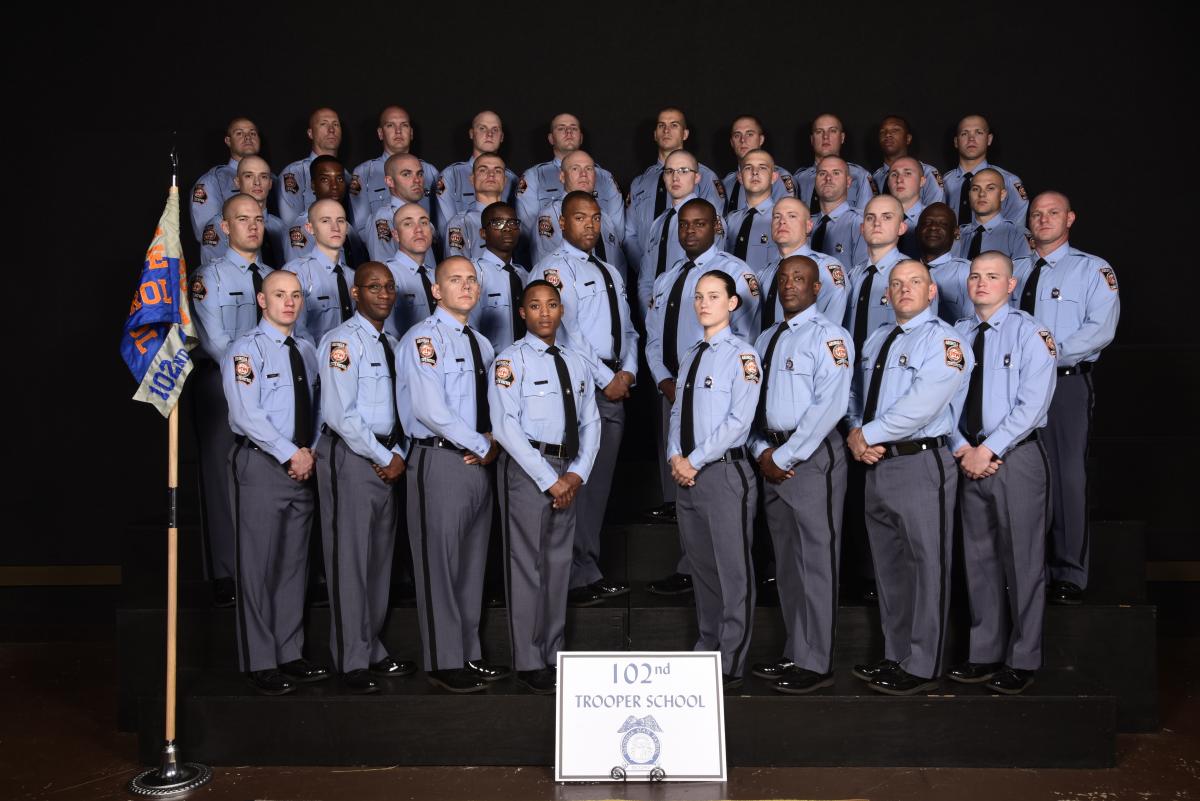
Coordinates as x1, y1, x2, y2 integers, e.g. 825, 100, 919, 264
186, 103, 1119, 699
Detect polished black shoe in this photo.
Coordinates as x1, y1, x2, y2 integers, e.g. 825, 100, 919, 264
343, 669, 380, 694
646, 572, 693, 595
247, 669, 295, 696
369, 656, 416, 677
988, 667, 1036, 695
722, 673, 744, 691
465, 659, 512, 682
427, 668, 488, 693
751, 658, 795, 680
213, 577, 236, 608
851, 658, 899, 682
947, 661, 1002, 684
516, 667, 557, 695
773, 667, 835, 695
869, 667, 939, 696
567, 586, 604, 607
279, 658, 330, 684
590, 578, 630, 598
1049, 581, 1083, 606
643, 502, 677, 523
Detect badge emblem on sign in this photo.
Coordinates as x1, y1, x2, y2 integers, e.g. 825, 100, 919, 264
329, 342, 349, 371
494, 359, 513, 387
233, 355, 254, 385
618, 715, 663, 769
415, 336, 437, 367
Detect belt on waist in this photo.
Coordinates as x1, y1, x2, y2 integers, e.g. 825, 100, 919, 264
764, 429, 794, 447
1057, 362, 1094, 376
962, 429, 1040, 449
715, 446, 749, 463
879, 436, 947, 460
232, 435, 297, 471
602, 358, 621, 372
320, 424, 400, 451
529, 439, 573, 459
412, 435, 467, 453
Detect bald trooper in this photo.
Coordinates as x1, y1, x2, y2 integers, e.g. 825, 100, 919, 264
954, 169, 1032, 261
284, 198, 356, 348
793, 114, 877, 213
278, 107, 347, 228
756, 198, 850, 332
529, 150, 627, 279
724, 149, 781, 276
517, 113, 623, 235
352, 105, 441, 228
190, 117, 265, 243
383, 203, 439, 339
198, 155, 288, 268
437, 110, 519, 224
810, 156, 867, 268
943, 114, 1028, 226
873, 115, 944, 207
368, 153, 432, 263
444, 154, 510, 261
721, 115, 795, 214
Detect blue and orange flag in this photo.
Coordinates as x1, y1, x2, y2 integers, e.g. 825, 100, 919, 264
121, 186, 198, 416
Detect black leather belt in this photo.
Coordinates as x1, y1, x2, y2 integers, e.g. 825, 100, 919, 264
1057, 362, 1093, 376
602, 358, 621, 372
716, 446, 749, 463
879, 436, 946, 459
233, 434, 262, 452
963, 430, 1040, 449
413, 435, 466, 453
765, 430, 794, 447
320, 424, 400, 451
530, 439, 571, 458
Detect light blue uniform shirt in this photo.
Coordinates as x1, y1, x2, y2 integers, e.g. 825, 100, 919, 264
843, 246, 914, 342
443, 201, 489, 261
926, 251, 972, 326
810, 201, 866, 268
757, 244, 850, 328
189, 159, 238, 242
318, 313, 404, 465
873, 160, 945, 207
793, 161, 877, 212
516, 158, 624, 234
283, 248, 355, 348
383, 251, 438, 339
943, 160, 1028, 227
470, 249, 528, 352
954, 217, 1032, 261
724, 198, 777, 275
190, 251, 274, 361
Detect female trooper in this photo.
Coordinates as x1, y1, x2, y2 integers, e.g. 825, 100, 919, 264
667, 270, 762, 690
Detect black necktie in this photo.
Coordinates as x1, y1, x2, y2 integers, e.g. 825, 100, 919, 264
655, 208, 677, 277
285, 336, 312, 447
663, 260, 695, 377
589, 254, 622, 362
762, 269, 780, 330
594, 236, 607, 262
726, 180, 741, 217
862, 325, 903, 424
733, 207, 756, 261
811, 215, 830, 254
378, 332, 404, 442
653, 168, 667, 219
545, 345, 579, 458
1020, 257, 1045, 315
754, 323, 788, 431
250, 263, 263, 321
260, 231, 279, 268
808, 183, 820, 213
503, 262, 526, 340
419, 265, 436, 314
333, 264, 353, 321
962, 321, 989, 440
464, 324, 490, 434
852, 265, 879, 355
680, 342, 710, 455
957, 172, 974, 225
967, 225, 985, 260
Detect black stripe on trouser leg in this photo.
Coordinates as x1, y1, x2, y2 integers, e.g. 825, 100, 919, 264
730, 461, 754, 677
231, 442, 251, 671
327, 438, 346, 671
932, 447, 949, 678
416, 447, 438, 671
1080, 373, 1095, 571
821, 436, 839, 675
501, 454, 517, 665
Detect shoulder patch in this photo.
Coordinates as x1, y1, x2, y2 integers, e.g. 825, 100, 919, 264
828, 265, 846, 287
740, 353, 760, 383
329, 341, 350, 371
1038, 330, 1058, 357
375, 219, 392, 242
931, 167, 944, 188
713, 177, 726, 200
202, 223, 219, 247
1099, 265, 1118, 291
517, 176, 528, 195
494, 359, 514, 387
283, 173, 299, 194
415, 336, 438, 367
867, 175, 880, 195
944, 339, 965, 371
543, 268, 561, 287
233, 354, 254, 385
436, 176, 446, 196
349, 174, 362, 196
781, 173, 795, 195
826, 339, 849, 367
624, 192, 632, 208
715, 216, 725, 237
743, 273, 760, 297
192, 183, 207, 205
190, 275, 207, 301
1014, 181, 1027, 200
448, 227, 465, 251
537, 216, 554, 237
289, 226, 307, 250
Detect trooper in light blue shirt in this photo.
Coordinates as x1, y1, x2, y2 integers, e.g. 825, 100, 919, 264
844, 196, 917, 357
1011, 191, 1119, 603
916, 203, 972, 325
810, 156, 867, 268
382, 203, 438, 339
943, 114, 1028, 226
528, 150, 626, 279
197, 155, 288, 268
724, 149, 780, 276
874, 115, 944, 207
283, 199, 356, 348
278, 107, 348, 229
516, 113, 623, 235
954, 169, 1032, 261
470, 202, 527, 352
624, 107, 724, 265
443, 154, 510, 261
793, 114, 878, 213
886, 156, 928, 257
436, 110, 519, 226
283, 157, 369, 269
757, 198, 850, 330
351, 105, 440, 230
720, 115, 795, 214
367, 153, 437, 264
190, 117, 265, 243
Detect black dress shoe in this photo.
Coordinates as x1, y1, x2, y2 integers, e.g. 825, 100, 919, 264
465, 659, 511, 682
988, 667, 1036, 695
646, 572, 693, 595
1049, 581, 1083, 606
370, 656, 416, 677
643, 502, 677, 523
773, 667, 835, 695
343, 669, 380, 694
516, 667, 557, 695
722, 673, 744, 691
590, 578, 630, 598
567, 586, 604, 607
869, 667, 939, 696
427, 668, 488, 693
247, 669, 295, 696
213, 577, 236, 608
851, 658, 899, 682
751, 658, 795, 680
946, 661, 1002, 684
279, 658, 330, 684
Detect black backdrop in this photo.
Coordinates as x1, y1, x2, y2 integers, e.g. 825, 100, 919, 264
10, 2, 1191, 567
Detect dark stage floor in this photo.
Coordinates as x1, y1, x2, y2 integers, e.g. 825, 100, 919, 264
1, 584, 1197, 801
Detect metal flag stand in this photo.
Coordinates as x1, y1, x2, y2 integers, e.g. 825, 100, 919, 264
129, 142, 214, 797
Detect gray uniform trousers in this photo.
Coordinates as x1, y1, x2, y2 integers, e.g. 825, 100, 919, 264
316, 435, 397, 673
1044, 372, 1094, 588
763, 432, 847, 674
499, 451, 575, 672
961, 438, 1051, 671
193, 361, 236, 580
656, 395, 690, 573
571, 394, 623, 588
407, 444, 493, 672
676, 457, 758, 677
864, 445, 957, 680
229, 441, 314, 672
